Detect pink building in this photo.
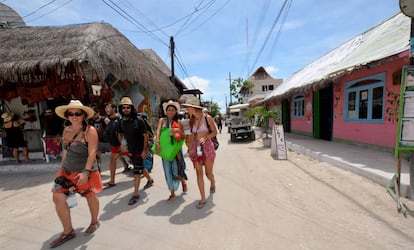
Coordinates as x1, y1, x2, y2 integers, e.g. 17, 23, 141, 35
264, 13, 410, 151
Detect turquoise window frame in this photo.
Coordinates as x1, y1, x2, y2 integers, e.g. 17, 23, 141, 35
344, 73, 385, 123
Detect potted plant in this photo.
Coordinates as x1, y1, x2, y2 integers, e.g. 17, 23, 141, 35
247, 104, 279, 147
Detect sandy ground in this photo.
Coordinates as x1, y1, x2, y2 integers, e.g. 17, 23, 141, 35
1, 132, 414, 250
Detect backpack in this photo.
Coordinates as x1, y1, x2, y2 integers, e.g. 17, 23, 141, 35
103, 117, 120, 146
137, 113, 154, 137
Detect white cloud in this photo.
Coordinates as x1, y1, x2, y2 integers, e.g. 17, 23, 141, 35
264, 66, 279, 75
182, 76, 210, 93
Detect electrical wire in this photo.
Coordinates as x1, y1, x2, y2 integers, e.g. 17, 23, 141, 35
102, 0, 168, 47
268, 0, 292, 61
26, 0, 74, 24
181, 0, 230, 38
175, 0, 217, 37
250, 0, 291, 74
20, 0, 57, 20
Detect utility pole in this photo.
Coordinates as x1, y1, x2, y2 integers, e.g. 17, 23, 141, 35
227, 72, 232, 105
398, 0, 414, 198
170, 36, 175, 88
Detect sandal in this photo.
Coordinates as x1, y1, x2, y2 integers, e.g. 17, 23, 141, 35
167, 194, 176, 202
103, 182, 116, 188
50, 229, 76, 248
84, 222, 100, 236
196, 200, 207, 209
128, 195, 140, 205
143, 179, 154, 190
210, 186, 216, 194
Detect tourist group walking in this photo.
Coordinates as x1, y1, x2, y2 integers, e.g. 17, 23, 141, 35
43, 96, 218, 248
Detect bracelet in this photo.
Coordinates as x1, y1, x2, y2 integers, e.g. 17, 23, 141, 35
81, 169, 90, 177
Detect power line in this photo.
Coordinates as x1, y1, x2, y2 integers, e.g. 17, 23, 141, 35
20, 0, 57, 20
26, 0, 74, 23
250, 0, 291, 74
175, 0, 217, 37
102, 0, 168, 47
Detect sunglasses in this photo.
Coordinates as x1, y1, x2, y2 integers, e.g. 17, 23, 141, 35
67, 112, 83, 117
122, 106, 131, 110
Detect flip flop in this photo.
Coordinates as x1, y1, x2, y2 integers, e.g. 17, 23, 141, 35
50, 229, 76, 248
128, 195, 140, 205
103, 182, 116, 188
84, 222, 100, 236
210, 186, 216, 194
196, 200, 207, 209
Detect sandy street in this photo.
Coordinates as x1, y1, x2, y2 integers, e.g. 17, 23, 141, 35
1, 132, 414, 250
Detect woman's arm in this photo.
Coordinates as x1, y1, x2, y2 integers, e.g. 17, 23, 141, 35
85, 126, 98, 171
206, 116, 218, 139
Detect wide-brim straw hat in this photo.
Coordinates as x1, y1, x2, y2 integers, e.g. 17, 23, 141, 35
181, 96, 203, 109
55, 100, 94, 120
162, 100, 181, 114
119, 96, 133, 106
1, 112, 14, 122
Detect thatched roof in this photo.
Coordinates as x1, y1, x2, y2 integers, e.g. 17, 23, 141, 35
263, 12, 409, 104
0, 22, 179, 98
0, 3, 26, 28
141, 48, 188, 92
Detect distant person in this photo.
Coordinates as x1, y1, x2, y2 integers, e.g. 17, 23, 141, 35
182, 96, 217, 209
89, 109, 110, 171
118, 96, 154, 205
215, 114, 223, 133
155, 100, 188, 202
102, 102, 130, 188
50, 100, 102, 248
1, 112, 30, 163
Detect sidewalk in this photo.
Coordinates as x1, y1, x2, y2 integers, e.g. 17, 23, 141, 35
284, 133, 411, 197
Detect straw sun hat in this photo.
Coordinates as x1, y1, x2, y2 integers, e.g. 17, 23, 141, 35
119, 96, 133, 106
181, 96, 203, 109
1, 112, 14, 122
55, 100, 94, 120
162, 100, 180, 114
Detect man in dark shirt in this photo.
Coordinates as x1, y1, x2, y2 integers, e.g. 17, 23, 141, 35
118, 96, 154, 205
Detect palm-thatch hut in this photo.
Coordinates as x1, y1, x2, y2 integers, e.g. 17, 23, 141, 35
0, 19, 181, 154
0, 22, 180, 105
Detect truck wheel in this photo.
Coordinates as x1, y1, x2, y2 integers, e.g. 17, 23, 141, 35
250, 132, 255, 141
231, 134, 236, 142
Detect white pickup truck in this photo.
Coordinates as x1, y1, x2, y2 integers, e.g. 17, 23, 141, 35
228, 103, 255, 142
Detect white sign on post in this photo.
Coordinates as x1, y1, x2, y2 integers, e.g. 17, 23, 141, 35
271, 124, 287, 160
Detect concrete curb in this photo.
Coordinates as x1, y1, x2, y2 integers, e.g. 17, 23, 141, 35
286, 141, 411, 198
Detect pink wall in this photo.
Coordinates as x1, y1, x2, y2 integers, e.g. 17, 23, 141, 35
290, 92, 313, 135
333, 53, 408, 149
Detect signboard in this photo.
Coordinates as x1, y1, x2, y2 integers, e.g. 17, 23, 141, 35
271, 124, 287, 160
395, 66, 414, 157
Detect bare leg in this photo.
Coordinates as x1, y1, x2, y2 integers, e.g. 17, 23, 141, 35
85, 193, 100, 225
12, 148, 20, 163
118, 153, 129, 170
22, 146, 30, 160
143, 168, 153, 181
204, 159, 215, 190
52, 192, 73, 234
177, 175, 187, 192
194, 162, 206, 202
133, 174, 141, 197
108, 153, 117, 184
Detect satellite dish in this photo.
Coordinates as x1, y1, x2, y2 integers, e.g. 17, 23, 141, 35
400, 0, 414, 18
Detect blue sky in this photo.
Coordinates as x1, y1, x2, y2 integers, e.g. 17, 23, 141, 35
2, 0, 401, 112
